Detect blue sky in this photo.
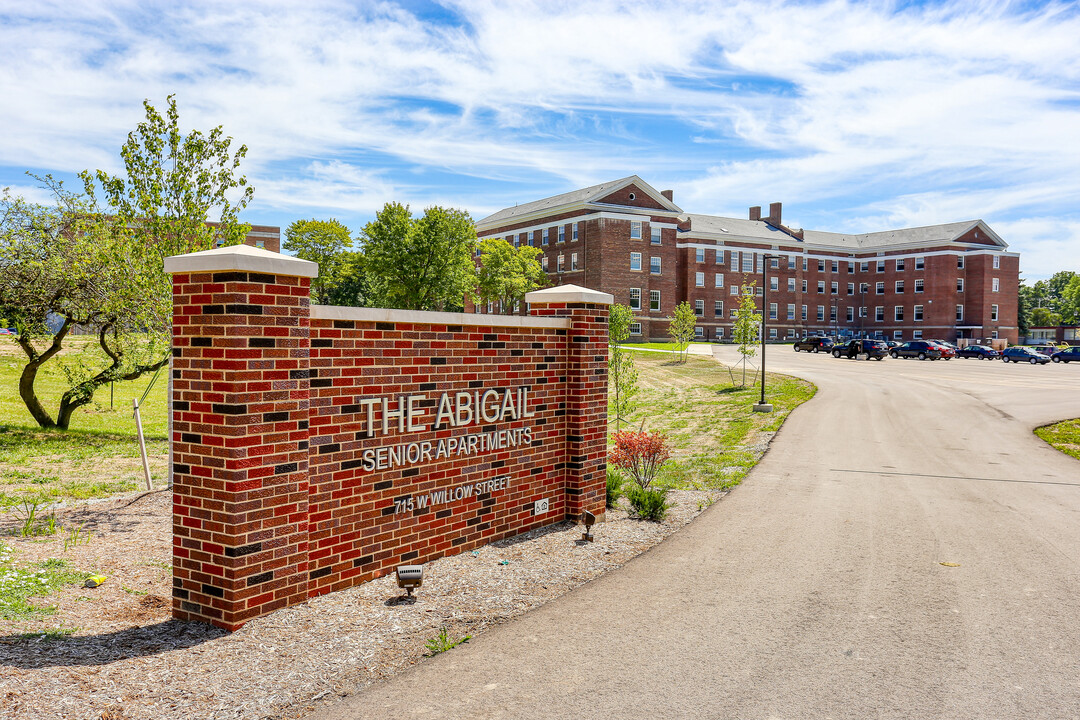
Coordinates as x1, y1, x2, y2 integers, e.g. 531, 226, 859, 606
1, 0, 1078, 280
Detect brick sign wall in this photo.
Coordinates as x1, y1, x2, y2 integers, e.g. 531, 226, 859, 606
164, 246, 611, 630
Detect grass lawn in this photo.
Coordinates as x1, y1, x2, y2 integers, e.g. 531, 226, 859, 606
1035, 418, 1080, 462
620, 341, 712, 352
611, 352, 815, 492
0, 339, 168, 509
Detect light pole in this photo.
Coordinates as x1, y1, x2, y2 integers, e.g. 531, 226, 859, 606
754, 254, 774, 413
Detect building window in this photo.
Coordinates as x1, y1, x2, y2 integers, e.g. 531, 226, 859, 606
914, 305, 923, 321
769, 303, 777, 320
801, 305, 808, 320
716, 249, 724, 264
254, 240, 265, 249
957, 278, 964, 292
788, 256, 796, 270
730, 251, 739, 270
876, 282, 885, 294
787, 303, 795, 320
769, 328, 778, 339
651, 226, 661, 245
571, 253, 578, 270
650, 256, 662, 275
716, 327, 725, 339
893, 330, 903, 339
695, 326, 704, 339
643, 291, 658, 314
847, 282, 855, 295
831, 260, 839, 273
847, 262, 854, 274
817, 305, 825, 321
913, 329, 923, 340
910, 278, 922, 293
629, 288, 641, 311
993, 255, 1001, 269
542, 228, 549, 245
789, 278, 796, 292
714, 301, 723, 317
573, 223, 579, 242
896, 280, 905, 293
696, 272, 705, 287
770, 277, 779, 291
831, 281, 838, 294
956, 304, 964, 321
991, 330, 999, 339
771, 257, 780, 269
630, 252, 642, 271
957, 255, 964, 269
859, 306, 867, 318
818, 259, 825, 272
861, 262, 869, 272
817, 281, 825, 294
876, 306, 884, 321
742, 253, 754, 272
542, 257, 549, 271
846, 307, 854, 322
915, 256, 925, 270
896, 258, 905, 271
756, 286, 763, 296
730, 308, 738, 318
802, 258, 809, 271
557, 255, 564, 272
730, 285, 738, 296
874, 260, 884, 273
991, 304, 999, 321
830, 306, 837, 322
696, 248, 705, 263
895, 306, 904, 321
787, 328, 796, 338
629, 322, 642, 336
802, 280, 808, 293
630, 221, 642, 239
715, 273, 724, 288
992, 277, 1000, 292
694, 299, 704, 317
509, 234, 518, 248
558, 225, 565, 243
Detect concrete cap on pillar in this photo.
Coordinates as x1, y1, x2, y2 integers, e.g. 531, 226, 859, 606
163, 243, 319, 278
525, 284, 613, 305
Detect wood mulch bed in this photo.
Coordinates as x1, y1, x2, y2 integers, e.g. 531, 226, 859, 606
0, 486, 723, 720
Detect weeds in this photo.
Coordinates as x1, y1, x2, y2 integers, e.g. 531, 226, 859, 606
424, 627, 471, 657
605, 468, 624, 509
0, 555, 90, 620
12, 499, 59, 538
63, 524, 92, 552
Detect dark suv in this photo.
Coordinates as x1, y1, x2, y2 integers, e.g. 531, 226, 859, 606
889, 341, 943, 360
793, 336, 835, 353
831, 339, 889, 360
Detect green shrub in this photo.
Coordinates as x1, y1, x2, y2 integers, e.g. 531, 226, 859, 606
625, 485, 670, 522
605, 467, 624, 509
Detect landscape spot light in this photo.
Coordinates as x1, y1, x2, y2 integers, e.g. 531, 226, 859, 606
396, 565, 423, 597
580, 510, 596, 542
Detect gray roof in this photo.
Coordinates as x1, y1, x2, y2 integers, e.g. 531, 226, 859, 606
683, 214, 793, 242
477, 177, 635, 227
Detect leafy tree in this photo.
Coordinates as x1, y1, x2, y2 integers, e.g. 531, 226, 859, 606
1060, 274, 1080, 325
323, 251, 373, 307
284, 218, 353, 305
1030, 307, 1062, 327
731, 284, 760, 387
667, 301, 697, 363
473, 238, 546, 313
606, 303, 639, 429
1, 180, 170, 429
360, 202, 477, 311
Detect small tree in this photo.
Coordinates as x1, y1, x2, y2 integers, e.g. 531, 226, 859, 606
284, 219, 353, 305
731, 283, 761, 387
608, 429, 672, 491
607, 303, 639, 429
473, 238, 546, 313
361, 202, 477, 311
667, 301, 697, 363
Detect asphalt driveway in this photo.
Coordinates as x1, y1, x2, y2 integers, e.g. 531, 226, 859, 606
313, 346, 1080, 720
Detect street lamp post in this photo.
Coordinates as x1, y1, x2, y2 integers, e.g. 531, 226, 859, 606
754, 254, 774, 413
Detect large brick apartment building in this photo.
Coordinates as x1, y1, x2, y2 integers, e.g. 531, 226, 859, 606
474, 177, 1020, 344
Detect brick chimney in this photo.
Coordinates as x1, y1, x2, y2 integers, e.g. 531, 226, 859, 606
767, 202, 782, 226
749, 206, 761, 221
661, 189, 674, 202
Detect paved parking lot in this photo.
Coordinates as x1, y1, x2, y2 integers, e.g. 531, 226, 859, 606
317, 344, 1080, 720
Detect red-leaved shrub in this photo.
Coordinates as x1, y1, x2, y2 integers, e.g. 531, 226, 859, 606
608, 430, 672, 490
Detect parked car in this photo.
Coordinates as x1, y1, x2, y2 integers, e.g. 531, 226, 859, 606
926, 341, 955, 359
1050, 347, 1080, 363
831, 339, 888, 360
884, 340, 902, 350
889, 341, 943, 360
957, 345, 1000, 360
1031, 344, 1060, 356
1001, 346, 1051, 364
793, 336, 835, 353
0, 328, 16, 336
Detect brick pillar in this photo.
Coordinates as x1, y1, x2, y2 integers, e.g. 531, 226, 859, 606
164, 246, 318, 631
526, 285, 613, 521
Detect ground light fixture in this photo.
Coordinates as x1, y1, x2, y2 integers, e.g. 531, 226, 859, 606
754, 253, 775, 413
580, 510, 596, 542
396, 565, 424, 597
